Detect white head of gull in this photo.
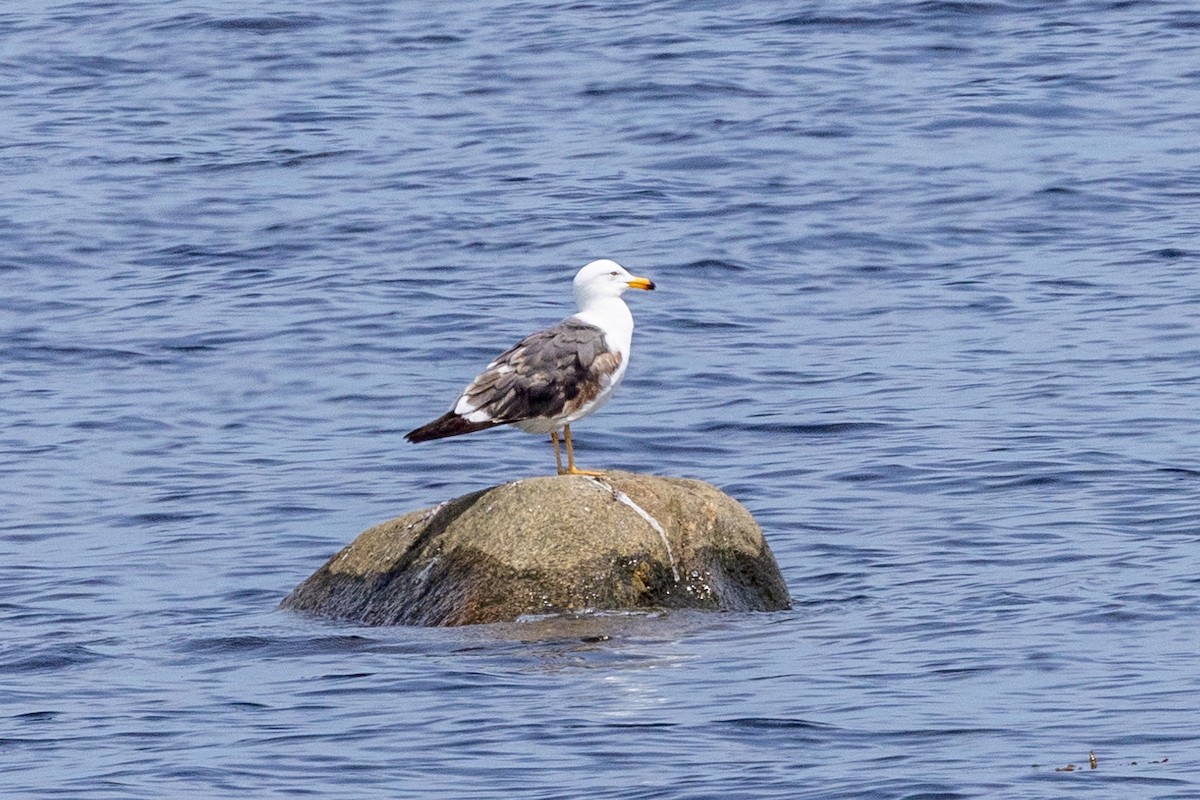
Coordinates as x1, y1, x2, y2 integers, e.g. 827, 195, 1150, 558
406, 259, 656, 476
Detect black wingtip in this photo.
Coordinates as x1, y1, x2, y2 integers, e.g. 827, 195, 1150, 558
406, 412, 502, 442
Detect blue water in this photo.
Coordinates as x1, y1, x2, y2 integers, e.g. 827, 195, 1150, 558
3, 1, 1199, 797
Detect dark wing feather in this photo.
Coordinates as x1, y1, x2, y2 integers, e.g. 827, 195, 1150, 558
405, 318, 621, 442
405, 411, 500, 442
467, 318, 612, 421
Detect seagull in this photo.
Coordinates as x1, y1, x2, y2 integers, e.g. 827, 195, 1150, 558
405, 259, 656, 476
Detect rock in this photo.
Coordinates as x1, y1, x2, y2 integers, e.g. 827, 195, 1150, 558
281, 471, 791, 626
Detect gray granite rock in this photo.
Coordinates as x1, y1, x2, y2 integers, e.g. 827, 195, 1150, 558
281, 471, 790, 626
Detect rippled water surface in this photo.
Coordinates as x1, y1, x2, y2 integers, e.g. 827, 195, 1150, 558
3, 1, 1199, 797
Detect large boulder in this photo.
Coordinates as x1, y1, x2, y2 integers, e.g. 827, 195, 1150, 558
281, 471, 790, 626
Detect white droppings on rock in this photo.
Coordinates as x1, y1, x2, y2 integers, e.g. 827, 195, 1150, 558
587, 477, 680, 583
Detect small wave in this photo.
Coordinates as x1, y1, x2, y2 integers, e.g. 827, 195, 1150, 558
0, 643, 107, 674
698, 421, 888, 436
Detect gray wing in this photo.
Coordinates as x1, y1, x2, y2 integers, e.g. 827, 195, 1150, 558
456, 317, 622, 424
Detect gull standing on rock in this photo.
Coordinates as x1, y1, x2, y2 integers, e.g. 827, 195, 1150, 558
405, 259, 656, 476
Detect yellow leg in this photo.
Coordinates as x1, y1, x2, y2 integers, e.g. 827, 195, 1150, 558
563, 424, 604, 477
550, 430, 564, 475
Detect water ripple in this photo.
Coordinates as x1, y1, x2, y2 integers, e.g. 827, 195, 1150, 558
2, 0, 1199, 798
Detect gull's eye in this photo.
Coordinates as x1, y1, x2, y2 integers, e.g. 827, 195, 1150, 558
610, 270, 619, 276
